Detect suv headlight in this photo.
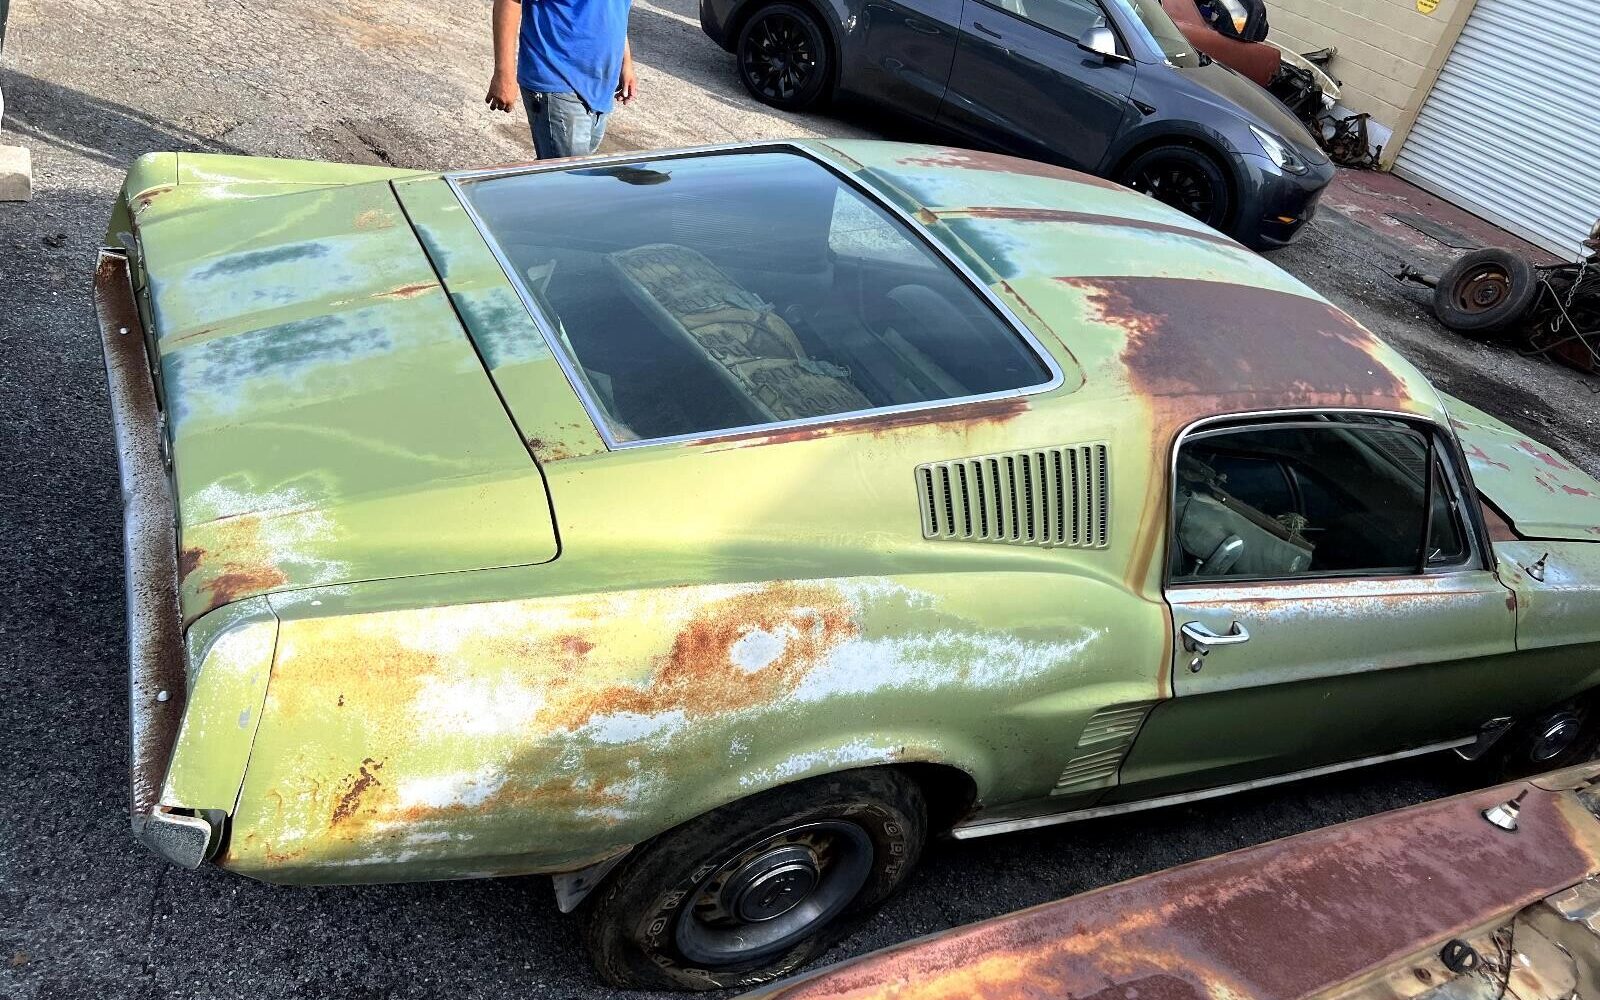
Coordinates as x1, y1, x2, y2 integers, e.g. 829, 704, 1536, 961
1250, 125, 1309, 175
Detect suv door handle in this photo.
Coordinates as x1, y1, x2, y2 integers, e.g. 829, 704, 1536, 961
1181, 620, 1250, 653
972, 20, 1003, 38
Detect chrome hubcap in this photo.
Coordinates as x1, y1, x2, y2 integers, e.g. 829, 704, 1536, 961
1532, 713, 1584, 762
674, 820, 873, 966
728, 847, 820, 922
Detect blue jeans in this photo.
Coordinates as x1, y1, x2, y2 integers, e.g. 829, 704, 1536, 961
523, 89, 608, 159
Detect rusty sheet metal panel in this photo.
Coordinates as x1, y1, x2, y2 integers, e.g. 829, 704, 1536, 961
1444, 393, 1600, 541
746, 778, 1600, 1000
116, 160, 559, 623
95, 251, 187, 826
391, 175, 607, 465
221, 569, 1160, 883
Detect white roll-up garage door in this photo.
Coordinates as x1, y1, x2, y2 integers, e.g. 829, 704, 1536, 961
1392, 0, 1599, 261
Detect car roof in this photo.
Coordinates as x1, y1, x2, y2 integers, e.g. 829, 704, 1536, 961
804, 139, 1446, 436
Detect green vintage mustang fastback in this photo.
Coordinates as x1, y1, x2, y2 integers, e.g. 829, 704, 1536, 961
97, 140, 1600, 990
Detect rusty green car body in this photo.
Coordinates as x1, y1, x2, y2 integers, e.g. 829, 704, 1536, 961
97, 140, 1600, 984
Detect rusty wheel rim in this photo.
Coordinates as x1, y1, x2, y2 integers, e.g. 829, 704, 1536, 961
674, 819, 872, 965
1451, 264, 1514, 315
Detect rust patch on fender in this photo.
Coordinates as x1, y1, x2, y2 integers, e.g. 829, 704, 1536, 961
526, 436, 576, 462
180, 513, 297, 618
1517, 439, 1574, 471
353, 208, 397, 231
539, 582, 858, 730
893, 149, 1126, 190
942, 206, 1238, 249
1066, 276, 1410, 426
1464, 443, 1511, 472
699, 397, 1032, 450
378, 282, 436, 300
330, 758, 385, 826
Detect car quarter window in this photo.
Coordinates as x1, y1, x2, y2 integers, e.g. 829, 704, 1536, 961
1170, 418, 1472, 583
985, 0, 1105, 38
456, 151, 1054, 443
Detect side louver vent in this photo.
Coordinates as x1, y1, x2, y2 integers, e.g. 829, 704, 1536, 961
917, 444, 1110, 548
1052, 703, 1153, 795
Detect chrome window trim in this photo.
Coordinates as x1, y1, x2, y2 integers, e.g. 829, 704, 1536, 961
1163, 407, 1491, 588
444, 141, 1066, 451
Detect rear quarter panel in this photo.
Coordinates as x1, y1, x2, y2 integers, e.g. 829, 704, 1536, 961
221, 409, 1168, 884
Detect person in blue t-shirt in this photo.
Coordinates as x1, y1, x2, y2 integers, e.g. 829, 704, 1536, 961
486, 0, 637, 159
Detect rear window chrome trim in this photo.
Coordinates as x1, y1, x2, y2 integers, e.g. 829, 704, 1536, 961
1164, 407, 1492, 587
444, 141, 1066, 451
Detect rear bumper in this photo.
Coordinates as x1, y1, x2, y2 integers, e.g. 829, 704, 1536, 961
94, 250, 220, 869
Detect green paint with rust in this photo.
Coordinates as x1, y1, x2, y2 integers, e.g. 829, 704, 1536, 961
1444, 393, 1600, 541
104, 144, 1600, 886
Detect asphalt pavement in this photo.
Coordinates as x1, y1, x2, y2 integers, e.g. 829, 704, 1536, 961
2, 1, 1595, 998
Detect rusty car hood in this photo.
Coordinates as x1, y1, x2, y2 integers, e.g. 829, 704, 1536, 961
1444, 393, 1600, 541
114, 154, 559, 622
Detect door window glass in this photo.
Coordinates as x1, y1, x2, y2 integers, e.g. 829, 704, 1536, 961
989, 0, 1104, 38
1171, 419, 1469, 582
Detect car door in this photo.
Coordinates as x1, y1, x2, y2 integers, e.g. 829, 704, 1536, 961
853, 0, 966, 121
1113, 414, 1521, 801
935, 0, 1137, 171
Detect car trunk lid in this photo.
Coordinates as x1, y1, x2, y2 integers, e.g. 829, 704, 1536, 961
130, 167, 559, 622
1444, 393, 1600, 542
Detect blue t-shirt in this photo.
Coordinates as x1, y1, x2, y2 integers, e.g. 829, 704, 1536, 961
518, 0, 631, 114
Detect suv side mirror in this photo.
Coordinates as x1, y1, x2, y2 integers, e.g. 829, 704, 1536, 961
1077, 24, 1127, 61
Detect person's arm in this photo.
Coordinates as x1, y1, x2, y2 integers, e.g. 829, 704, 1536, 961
485, 0, 521, 112
617, 37, 637, 105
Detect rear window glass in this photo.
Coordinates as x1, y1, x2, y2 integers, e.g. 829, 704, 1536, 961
456, 151, 1054, 443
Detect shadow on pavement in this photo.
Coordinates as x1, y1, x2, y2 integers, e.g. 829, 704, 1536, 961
0, 68, 250, 168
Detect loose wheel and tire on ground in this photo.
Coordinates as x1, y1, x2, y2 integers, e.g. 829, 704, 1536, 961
1432, 247, 1539, 336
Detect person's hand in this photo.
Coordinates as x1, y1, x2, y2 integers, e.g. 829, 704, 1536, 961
617, 55, 638, 105
485, 72, 518, 113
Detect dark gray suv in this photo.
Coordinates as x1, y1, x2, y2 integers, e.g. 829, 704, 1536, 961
701, 0, 1334, 248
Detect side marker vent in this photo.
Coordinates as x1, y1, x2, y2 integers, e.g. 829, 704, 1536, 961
916, 444, 1110, 548
1052, 703, 1154, 795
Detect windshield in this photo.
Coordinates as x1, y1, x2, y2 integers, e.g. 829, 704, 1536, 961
1115, 0, 1200, 66
457, 151, 1055, 443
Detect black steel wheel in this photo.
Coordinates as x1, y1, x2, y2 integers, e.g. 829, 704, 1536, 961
1432, 247, 1539, 336
736, 3, 832, 111
581, 769, 925, 990
1484, 697, 1600, 782
1118, 144, 1233, 231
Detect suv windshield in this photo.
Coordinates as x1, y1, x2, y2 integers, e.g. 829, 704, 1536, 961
1116, 0, 1200, 66
456, 150, 1055, 443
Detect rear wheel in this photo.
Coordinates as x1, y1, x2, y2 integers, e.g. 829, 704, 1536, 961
736, 3, 833, 111
1118, 145, 1233, 231
1432, 248, 1539, 336
581, 769, 926, 990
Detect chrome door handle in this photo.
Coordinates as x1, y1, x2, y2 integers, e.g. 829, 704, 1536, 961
1181, 620, 1250, 653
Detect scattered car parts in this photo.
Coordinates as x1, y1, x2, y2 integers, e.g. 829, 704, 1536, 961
1398, 217, 1600, 374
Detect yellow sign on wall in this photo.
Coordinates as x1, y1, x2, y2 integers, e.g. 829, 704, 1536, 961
1417, 0, 1439, 12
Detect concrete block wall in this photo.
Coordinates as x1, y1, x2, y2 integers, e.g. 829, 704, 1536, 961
1266, 0, 1466, 129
